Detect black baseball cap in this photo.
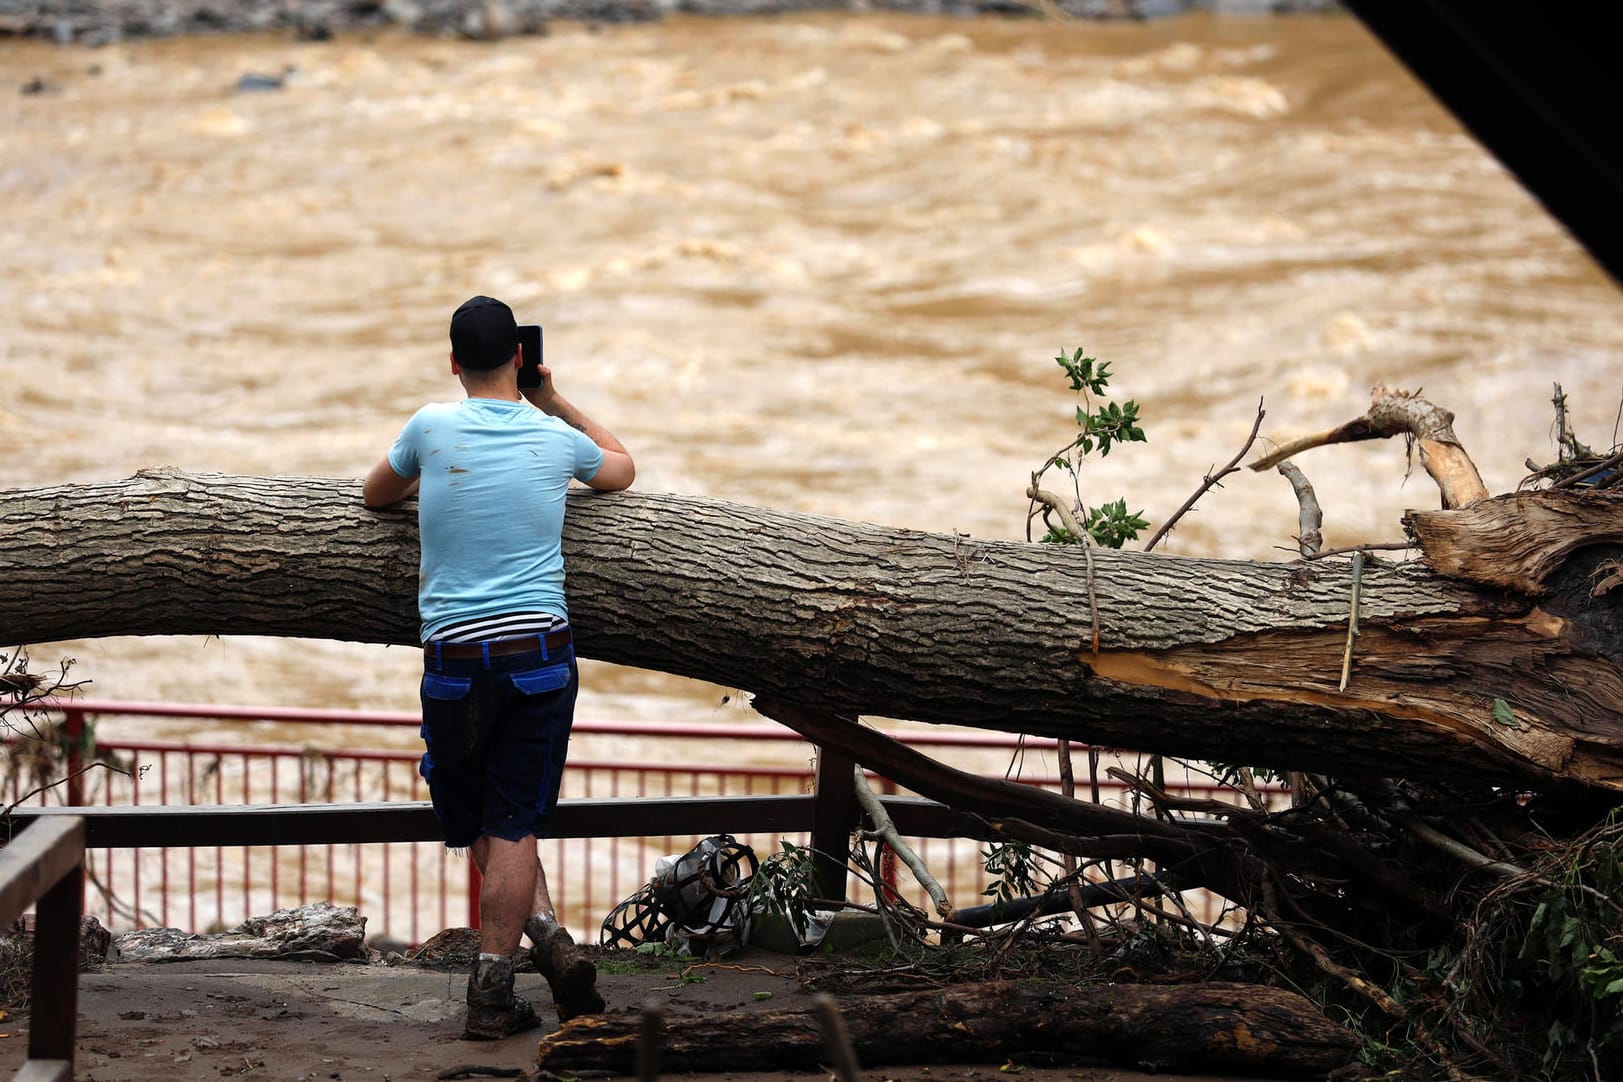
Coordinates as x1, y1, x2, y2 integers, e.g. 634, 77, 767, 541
449, 295, 518, 370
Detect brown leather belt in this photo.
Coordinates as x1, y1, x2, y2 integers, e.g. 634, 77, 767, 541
423, 629, 572, 661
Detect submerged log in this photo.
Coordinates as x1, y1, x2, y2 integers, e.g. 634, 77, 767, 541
535, 980, 1358, 1079
2, 470, 1622, 791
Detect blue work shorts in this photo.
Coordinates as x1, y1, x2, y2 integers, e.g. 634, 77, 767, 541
417, 642, 578, 849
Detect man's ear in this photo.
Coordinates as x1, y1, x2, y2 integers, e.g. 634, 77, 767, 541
449, 349, 462, 376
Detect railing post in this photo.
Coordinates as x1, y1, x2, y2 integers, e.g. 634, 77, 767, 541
30, 856, 83, 1070
63, 708, 85, 808
810, 742, 857, 904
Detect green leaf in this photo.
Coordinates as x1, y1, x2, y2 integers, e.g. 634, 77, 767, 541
1492, 698, 1519, 727
753, 991, 774, 1001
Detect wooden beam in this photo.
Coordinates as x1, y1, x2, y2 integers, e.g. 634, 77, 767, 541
28, 862, 82, 1066
0, 817, 83, 927
0, 816, 84, 1081
3, 795, 959, 850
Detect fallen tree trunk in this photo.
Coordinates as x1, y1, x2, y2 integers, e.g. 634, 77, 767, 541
535, 980, 1358, 1079
2, 469, 1621, 791
110, 901, 364, 963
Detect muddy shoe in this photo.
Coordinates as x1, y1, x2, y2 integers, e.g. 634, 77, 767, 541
525, 916, 605, 1022
464, 956, 541, 1041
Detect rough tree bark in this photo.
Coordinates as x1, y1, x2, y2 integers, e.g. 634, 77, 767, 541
2, 469, 1621, 792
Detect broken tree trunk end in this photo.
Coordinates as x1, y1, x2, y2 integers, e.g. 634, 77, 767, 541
1404, 488, 1623, 595
535, 980, 1358, 1079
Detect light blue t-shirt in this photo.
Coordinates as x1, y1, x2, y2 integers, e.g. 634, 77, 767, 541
387, 398, 605, 642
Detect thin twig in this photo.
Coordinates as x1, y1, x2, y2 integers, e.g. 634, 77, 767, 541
853, 767, 950, 918
1298, 541, 1416, 562
3, 760, 126, 817
1233, 767, 1267, 813
676, 962, 780, 979
1055, 741, 1102, 952
1103, 765, 1258, 820
1401, 816, 1528, 881
1552, 382, 1581, 460
1551, 448, 1623, 489
1339, 550, 1364, 692
1143, 398, 1265, 552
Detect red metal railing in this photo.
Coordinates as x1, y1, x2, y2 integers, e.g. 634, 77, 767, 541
8, 699, 1273, 943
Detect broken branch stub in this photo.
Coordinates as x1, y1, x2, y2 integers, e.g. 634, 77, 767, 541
1251, 385, 1489, 509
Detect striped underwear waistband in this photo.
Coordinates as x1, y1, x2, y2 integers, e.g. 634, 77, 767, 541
430, 611, 564, 644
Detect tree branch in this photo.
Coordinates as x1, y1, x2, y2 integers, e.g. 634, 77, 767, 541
1143, 398, 1265, 552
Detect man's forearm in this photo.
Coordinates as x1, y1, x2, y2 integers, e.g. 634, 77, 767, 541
523, 390, 627, 455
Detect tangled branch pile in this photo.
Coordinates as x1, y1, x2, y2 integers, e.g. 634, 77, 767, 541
760, 382, 1623, 1081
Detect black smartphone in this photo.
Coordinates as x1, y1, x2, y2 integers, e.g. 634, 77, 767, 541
516, 324, 544, 389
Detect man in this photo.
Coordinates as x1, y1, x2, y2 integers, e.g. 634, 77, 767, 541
363, 295, 634, 1040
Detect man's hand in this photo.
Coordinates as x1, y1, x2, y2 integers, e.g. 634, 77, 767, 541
520, 366, 560, 412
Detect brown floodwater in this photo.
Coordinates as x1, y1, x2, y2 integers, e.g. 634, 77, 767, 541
3, 11, 1622, 741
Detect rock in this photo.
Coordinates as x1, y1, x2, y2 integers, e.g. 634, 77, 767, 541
5, 913, 113, 968
235, 67, 292, 92
294, 16, 333, 39
382, 0, 424, 26
111, 902, 366, 963
1130, 0, 1187, 17
401, 925, 481, 970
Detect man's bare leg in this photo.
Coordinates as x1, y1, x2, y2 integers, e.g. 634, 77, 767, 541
474, 835, 538, 955
473, 837, 601, 1020
462, 834, 541, 1039
471, 841, 556, 936
532, 854, 556, 922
